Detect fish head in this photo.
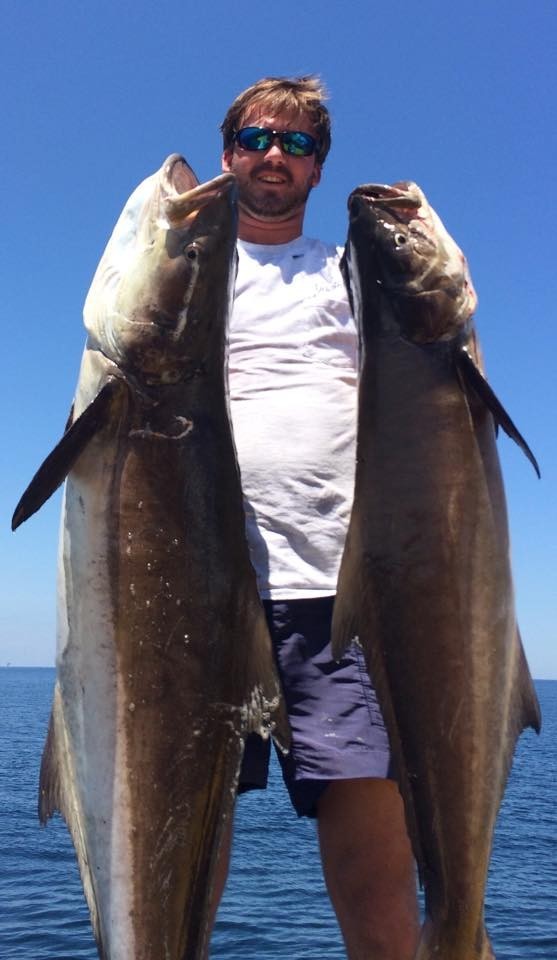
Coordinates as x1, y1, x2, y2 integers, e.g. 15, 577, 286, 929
344, 182, 477, 343
84, 155, 238, 384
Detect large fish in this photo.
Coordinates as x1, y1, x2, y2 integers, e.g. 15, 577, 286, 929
332, 182, 541, 960
12, 155, 288, 960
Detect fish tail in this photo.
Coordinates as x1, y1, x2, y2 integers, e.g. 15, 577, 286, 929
414, 918, 495, 959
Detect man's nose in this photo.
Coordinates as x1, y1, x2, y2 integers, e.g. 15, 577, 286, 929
262, 138, 285, 159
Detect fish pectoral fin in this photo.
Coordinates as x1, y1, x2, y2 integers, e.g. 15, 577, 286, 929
456, 348, 540, 477
244, 609, 291, 754
63, 402, 75, 433
339, 249, 356, 316
11, 377, 128, 530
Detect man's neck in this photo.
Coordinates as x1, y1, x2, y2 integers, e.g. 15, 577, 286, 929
237, 207, 304, 245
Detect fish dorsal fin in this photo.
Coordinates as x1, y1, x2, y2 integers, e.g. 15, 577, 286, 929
457, 348, 540, 478
333, 550, 426, 881
331, 557, 360, 662
39, 686, 102, 948
360, 637, 427, 887
12, 377, 128, 530
515, 631, 542, 736
331, 513, 366, 662
244, 604, 291, 755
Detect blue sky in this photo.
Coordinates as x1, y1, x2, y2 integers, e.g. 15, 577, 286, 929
1, 0, 555, 676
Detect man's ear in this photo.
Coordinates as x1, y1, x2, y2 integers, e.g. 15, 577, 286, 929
222, 149, 233, 172
310, 164, 322, 188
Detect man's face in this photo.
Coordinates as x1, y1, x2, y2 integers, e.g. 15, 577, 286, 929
222, 108, 322, 222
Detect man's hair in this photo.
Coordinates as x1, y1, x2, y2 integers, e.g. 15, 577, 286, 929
220, 75, 331, 165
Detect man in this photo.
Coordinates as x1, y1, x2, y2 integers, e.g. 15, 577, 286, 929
214, 76, 420, 959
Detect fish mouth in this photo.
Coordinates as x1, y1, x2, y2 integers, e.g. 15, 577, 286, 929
161, 155, 237, 226
349, 182, 422, 217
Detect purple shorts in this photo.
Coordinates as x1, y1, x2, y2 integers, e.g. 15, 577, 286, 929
240, 596, 392, 817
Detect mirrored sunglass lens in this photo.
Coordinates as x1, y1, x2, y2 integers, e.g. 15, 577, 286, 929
236, 127, 316, 156
237, 127, 272, 151
281, 132, 316, 156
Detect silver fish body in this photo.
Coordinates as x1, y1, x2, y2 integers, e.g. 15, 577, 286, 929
13, 155, 287, 960
333, 182, 540, 960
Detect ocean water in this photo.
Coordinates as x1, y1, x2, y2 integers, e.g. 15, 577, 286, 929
0, 668, 555, 959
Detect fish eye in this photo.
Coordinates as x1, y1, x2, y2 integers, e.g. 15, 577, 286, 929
395, 233, 407, 246
184, 243, 199, 261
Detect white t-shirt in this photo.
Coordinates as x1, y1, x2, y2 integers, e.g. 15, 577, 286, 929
229, 235, 357, 599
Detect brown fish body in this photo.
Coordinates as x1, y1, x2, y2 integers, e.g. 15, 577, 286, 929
333, 184, 540, 959
50, 360, 271, 959
13, 158, 287, 959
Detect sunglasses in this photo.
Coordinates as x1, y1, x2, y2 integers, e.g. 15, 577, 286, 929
233, 126, 318, 158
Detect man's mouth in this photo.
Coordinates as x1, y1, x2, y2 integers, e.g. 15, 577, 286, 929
252, 166, 292, 186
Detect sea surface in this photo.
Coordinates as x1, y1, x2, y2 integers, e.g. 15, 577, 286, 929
0, 668, 555, 959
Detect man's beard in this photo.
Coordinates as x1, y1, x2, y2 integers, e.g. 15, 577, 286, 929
236, 165, 314, 220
